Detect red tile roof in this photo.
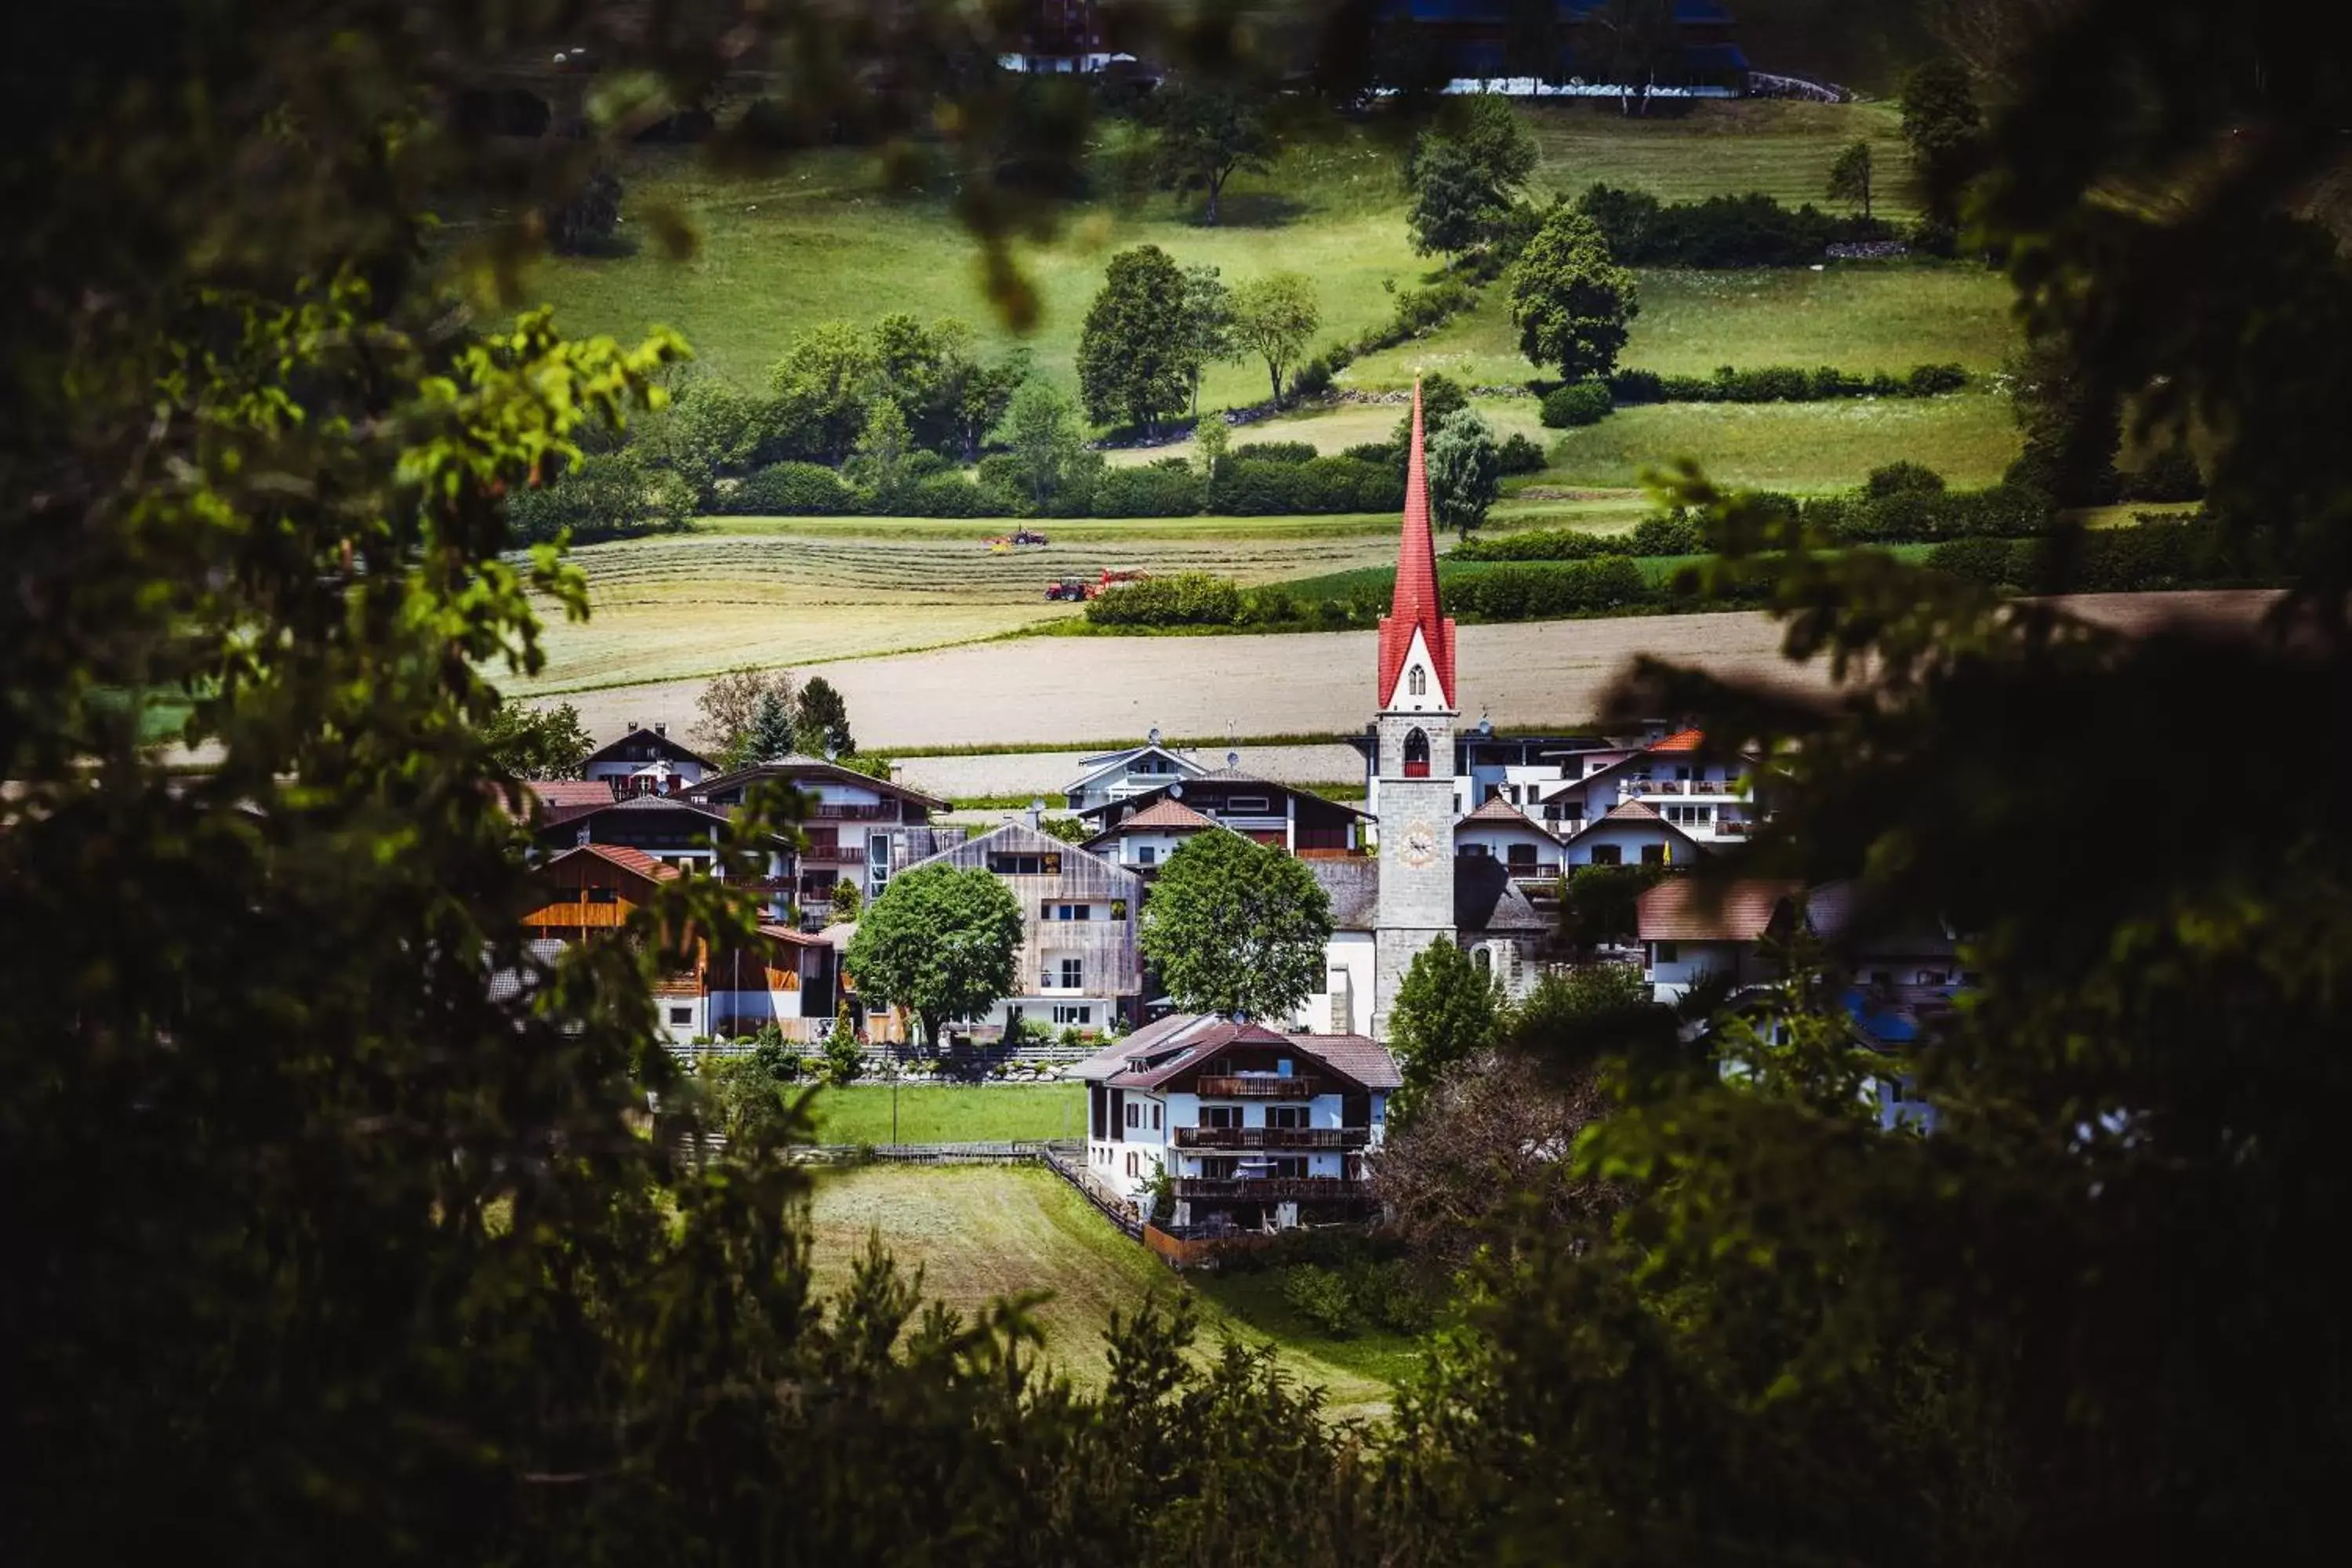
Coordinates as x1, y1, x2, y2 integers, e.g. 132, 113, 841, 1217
1105, 797, 1218, 833
1377, 381, 1457, 710
528, 779, 618, 812
1647, 728, 1706, 753
1636, 878, 1803, 942
1459, 795, 1547, 829
552, 842, 681, 883
757, 921, 825, 948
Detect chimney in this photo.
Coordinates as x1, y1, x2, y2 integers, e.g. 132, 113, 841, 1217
625, 719, 639, 732
1026, 797, 1044, 830
654, 720, 666, 737
888, 762, 904, 784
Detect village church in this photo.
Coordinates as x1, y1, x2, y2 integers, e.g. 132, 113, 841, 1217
1299, 385, 1549, 1041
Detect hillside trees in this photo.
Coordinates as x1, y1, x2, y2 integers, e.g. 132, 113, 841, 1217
1426, 407, 1503, 538
1229, 272, 1321, 406
768, 320, 879, 465
480, 700, 593, 780
992, 381, 1089, 508
1592, 0, 1683, 114
1900, 54, 1983, 224
1146, 75, 1275, 227
1508, 207, 1639, 382
1179, 263, 1236, 419
844, 864, 1023, 1047
1385, 939, 1503, 1126
1826, 139, 1875, 218
1140, 832, 1333, 1019
695, 667, 797, 764
1407, 94, 1539, 260
1078, 245, 1196, 432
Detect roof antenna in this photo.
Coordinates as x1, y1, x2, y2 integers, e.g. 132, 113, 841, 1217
1147, 725, 1161, 747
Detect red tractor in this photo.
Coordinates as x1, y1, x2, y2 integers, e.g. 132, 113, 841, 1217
1044, 576, 1094, 601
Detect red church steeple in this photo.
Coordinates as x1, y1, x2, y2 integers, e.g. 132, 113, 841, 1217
1377, 380, 1457, 710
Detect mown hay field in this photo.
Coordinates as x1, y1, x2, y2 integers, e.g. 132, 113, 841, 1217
804, 1164, 1417, 1417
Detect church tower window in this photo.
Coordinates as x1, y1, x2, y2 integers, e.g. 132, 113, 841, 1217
1404, 728, 1430, 778
1407, 666, 1426, 697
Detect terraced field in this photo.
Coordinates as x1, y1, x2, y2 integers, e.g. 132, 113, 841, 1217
514, 521, 1420, 697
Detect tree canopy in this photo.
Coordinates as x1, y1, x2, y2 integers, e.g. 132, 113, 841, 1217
1146, 75, 1276, 227
1229, 272, 1322, 406
844, 862, 1023, 1047
1077, 245, 1195, 432
480, 700, 593, 780
1425, 408, 1502, 538
1139, 831, 1333, 1020
1383, 938, 1503, 1127
1507, 207, 1639, 383
794, 676, 856, 759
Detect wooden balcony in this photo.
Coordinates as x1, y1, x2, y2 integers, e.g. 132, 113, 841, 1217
1171, 1126, 1368, 1151
803, 844, 869, 865
1172, 1177, 1366, 1201
1195, 1075, 1316, 1099
809, 803, 898, 822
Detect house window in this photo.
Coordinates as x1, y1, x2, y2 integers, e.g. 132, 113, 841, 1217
1204, 1105, 1242, 1128
1269, 1106, 1308, 1130
668, 1007, 692, 1025
585, 886, 618, 904
1043, 902, 1091, 922
1507, 843, 1537, 867
1137, 845, 1156, 867
1058, 956, 1083, 989
1126, 1102, 1140, 1129
1407, 666, 1426, 696
990, 854, 1041, 873
1473, 946, 1491, 972
1126, 1152, 1138, 1177
1151, 1103, 1162, 1131
1052, 1004, 1092, 1025
1590, 844, 1623, 866
1403, 728, 1430, 779
1225, 795, 1270, 814
1656, 941, 1679, 964
1641, 844, 1668, 865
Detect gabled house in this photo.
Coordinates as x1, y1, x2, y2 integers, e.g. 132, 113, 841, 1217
1635, 877, 1804, 1004
1071, 1018, 1400, 1233
888, 819, 1145, 1036
1541, 728, 1760, 844
1559, 800, 1707, 868
579, 721, 714, 793
1454, 795, 1563, 883
1080, 795, 1221, 871
1062, 734, 1209, 815
524, 779, 617, 816
1078, 764, 1370, 855
531, 793, 795, 923
689, 755, 948, 917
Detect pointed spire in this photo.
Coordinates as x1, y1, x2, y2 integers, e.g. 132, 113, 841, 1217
1377, 379, 1457, 710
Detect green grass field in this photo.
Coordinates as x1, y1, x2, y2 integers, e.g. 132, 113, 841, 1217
804, 1164, 1420, 1416
805, 1083, 1083, 1145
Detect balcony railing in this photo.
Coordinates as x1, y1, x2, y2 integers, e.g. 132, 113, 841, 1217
1172, 1126, 1369, 1150
1195, 1075, 1316, 1099
810, 803, 898, 822
1503, 861, 1562, 881
1172, 1177, 1367, 1201
1630, 778, 1740, 798
803, 844, 869, 865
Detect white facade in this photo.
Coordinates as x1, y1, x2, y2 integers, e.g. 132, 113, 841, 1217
1062, 742, 1206, 815
1455, 816, 1566, 880
1563, 813, 1700, 868
1642, 938, 1761, 1004
1299, 931, 1376, 1037
1102, 826, 1197, 869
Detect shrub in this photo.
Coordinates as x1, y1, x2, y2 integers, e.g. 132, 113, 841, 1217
1541, 379, 1613, 427
1281, 1265, 1360, 1338
1091, 463, 1205, 517
1606, 367, 1664, 405
1451, 528, 1614, 562
1233, 440, 1317, 464
506, 449, 695, 543
904, 471, 1016, 517
822, 1022, 864, 1087
1865, 462, 1947, 499
1209, 456, 1401, 516
1926, 535, 2013, 586
1577, 183, 1893, 268
1289, 356, 1336, 398
722, 460, 858, 517
1628, 513, 1704, 556
1497, 431, 1548, 474
1602, 363, 1965, 406
2121, 445, 2204, 503
1343, 441, 1398, 466
1083, 570, 1243, 626
1907, 361, 1969, 395
1447, 557, 1653, 619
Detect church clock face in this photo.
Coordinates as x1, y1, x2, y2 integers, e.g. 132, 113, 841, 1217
1400, 821, 1439, 868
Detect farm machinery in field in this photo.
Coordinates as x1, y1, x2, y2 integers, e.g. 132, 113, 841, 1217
1045, 568, 1151, 601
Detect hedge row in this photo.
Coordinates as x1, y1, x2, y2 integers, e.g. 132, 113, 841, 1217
1083, 571, 1244, 626
1577, 184, 1897, 269
1610, 362, 1969, 405
711, 453, 1406, 520
1291, 278, 1481, 399
1926, 516, 2272, 593
713, 462, 1023, 518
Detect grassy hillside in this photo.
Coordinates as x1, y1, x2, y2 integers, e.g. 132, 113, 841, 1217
519, 100, 2009, 405
804, 1164, 1419, 1417
805, 1083, 1083, 1144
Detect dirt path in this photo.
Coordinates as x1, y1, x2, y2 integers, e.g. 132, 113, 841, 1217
561, 592, 2277, 753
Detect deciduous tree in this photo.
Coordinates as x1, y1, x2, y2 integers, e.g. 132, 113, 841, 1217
845, 864, 1023, 1047
1826, 139, 1875, 218
1229, 272, 1321, 406
1508, 207, 1639, 383
1179, 263, 1235, 418
695, 666, 796, 763
1077, 245, 1195, 433
1147, 75, 1275, 227
1900, 55, 1983, 224
1384, 938, 1502, 1126
479, 700, 593, 780
993, 381, 1087, 508
1140, 831, 1333, 1019
766, 320, 877, 463
1426, 406, 1502, 538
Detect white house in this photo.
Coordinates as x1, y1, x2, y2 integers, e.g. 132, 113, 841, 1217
1453, 796, 1564, 883
1559, 800, 1708, 868
1080, 795, 1221, 871
1071, 1017, 1399, 1233
1061, 735, 1209, 815
1635, 877, 1804, 1005
579, 721, 713, 793
691, 755, 949, 920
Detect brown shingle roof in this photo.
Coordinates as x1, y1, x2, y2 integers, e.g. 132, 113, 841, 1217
1291, 1033, 1403, 1091
1103, 797, 1218, 833
1636, 878, 1803, 942
528, 779, 618, 812
550, 842, 681, 883
1460, 795, 1549, 829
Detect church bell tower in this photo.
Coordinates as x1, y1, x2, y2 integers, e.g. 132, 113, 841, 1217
1370, 382, 1460, 1041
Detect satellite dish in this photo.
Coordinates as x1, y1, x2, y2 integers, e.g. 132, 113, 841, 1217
1169, 783, 1183, 799
1147, 726, 1161, 746
1226, 750, 1239, 769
